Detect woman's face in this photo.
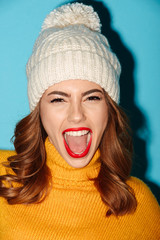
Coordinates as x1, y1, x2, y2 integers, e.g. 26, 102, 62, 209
40, 79, 108, 168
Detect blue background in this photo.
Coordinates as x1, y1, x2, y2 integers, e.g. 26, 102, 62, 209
0, 0, 160, 200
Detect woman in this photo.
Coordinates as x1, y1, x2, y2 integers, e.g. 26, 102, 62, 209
0, 3, 160, 239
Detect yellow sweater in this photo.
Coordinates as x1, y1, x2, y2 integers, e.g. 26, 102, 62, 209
0, 139, 160, 240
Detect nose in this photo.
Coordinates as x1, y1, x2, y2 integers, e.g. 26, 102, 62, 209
67, 101, 86, 123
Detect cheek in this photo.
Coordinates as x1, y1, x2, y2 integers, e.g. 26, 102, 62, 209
94, 105, 108, 127
40, 105, 66, 139
40, 104, 55, 135
95, 107, 108, 143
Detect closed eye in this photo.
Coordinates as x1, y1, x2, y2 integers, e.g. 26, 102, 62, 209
87, 96, 101, 101
51, 98, 64, 103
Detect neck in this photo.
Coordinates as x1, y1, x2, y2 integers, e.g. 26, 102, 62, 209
45, 138, 101, 188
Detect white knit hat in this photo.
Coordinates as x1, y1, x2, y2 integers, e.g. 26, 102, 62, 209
26, 2, 121, 111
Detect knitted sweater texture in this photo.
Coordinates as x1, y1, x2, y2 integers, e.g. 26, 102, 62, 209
0, 139, 160, 240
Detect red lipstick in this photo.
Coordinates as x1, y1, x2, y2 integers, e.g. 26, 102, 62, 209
62, 128, 92, 158
63, 127, 91, 133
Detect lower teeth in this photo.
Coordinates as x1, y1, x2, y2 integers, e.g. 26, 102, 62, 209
74, 151, 86, 154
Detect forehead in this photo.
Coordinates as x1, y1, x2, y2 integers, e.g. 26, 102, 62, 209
44, 79, 103, 94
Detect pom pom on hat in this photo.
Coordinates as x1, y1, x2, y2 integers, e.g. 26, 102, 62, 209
42, 2, 101, 32
27, 2, 121, 111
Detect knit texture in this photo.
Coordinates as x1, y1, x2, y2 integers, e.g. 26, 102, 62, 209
26, 3, 121, 111
0, 139, 160, 240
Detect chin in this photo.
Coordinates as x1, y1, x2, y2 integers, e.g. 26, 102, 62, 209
67, 159, 90, 168
64, 152, 93, 168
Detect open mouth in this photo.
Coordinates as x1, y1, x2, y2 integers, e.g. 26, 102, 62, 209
62, 127, 92, 158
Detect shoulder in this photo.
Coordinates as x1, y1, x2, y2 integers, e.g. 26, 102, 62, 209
127, 176, 158, 200
0, 149, 16, 175
127, 176, 160, 216
127, 176, 151, 193
124, 177, 160, 237
0, 149, 16, 160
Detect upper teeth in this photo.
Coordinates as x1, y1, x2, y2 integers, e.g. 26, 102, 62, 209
65, 130, 89, 137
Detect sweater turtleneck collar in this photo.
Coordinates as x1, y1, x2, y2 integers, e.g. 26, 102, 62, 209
45, 138, 101, 189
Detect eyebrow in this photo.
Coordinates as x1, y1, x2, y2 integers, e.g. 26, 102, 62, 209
48, 91, 69, 97
82, 89, 103, 97
47, 89, 104, 97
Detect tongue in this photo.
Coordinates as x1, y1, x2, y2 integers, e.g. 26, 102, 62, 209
65, 134, 88, 153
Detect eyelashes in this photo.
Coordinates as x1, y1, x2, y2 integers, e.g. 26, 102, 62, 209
50, 98, 64, 103
50, 95, 101, 103
87, 96, 101, 101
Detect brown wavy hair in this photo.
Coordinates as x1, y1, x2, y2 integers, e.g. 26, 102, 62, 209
0, 92, 137, 215
95, 92, 137, 216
